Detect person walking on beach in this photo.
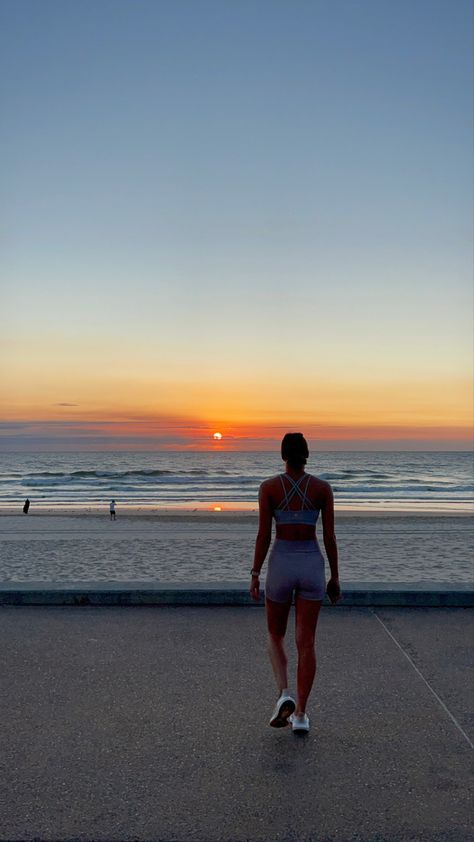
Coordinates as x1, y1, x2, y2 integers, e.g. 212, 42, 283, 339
250, 433, 341, 733
109, 499, 116, 520
23, 498, 30, 514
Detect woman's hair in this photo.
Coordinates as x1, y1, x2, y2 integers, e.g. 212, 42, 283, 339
281, 432, 309, 469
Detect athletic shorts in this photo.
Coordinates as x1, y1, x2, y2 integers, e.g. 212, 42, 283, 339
265, 539, 326, 603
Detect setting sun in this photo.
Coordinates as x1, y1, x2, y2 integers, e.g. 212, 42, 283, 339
213, 432, 223, 441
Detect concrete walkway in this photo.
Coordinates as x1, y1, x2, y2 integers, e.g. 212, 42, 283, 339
0, 606, 472, 842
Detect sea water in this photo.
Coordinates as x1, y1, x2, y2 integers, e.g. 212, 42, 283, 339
0, 450, 472, 511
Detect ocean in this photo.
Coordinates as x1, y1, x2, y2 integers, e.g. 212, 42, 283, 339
0, 450, 472, 511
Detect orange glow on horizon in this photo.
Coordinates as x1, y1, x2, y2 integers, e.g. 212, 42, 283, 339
2, 359, 472, 449
0, 414, 472, 451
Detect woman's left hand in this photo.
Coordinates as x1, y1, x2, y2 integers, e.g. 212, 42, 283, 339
249, 575, 261, 601
326, 577, 342, 604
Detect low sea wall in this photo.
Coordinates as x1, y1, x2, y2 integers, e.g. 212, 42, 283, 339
0, 581, 472, 606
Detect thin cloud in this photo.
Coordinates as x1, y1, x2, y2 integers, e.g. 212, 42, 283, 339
53, 403, 79, 407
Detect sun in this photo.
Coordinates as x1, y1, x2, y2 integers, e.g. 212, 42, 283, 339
213, 432, 223, 440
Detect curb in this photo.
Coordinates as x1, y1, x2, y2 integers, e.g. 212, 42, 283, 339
0, 581, 473, 607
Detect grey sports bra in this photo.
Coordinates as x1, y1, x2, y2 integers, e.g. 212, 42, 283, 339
273, 473, 320, 526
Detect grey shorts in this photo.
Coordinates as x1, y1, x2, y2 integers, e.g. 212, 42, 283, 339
265, 539, 326, 603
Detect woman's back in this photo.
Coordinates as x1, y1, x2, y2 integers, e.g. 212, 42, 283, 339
263, 471, 330, 541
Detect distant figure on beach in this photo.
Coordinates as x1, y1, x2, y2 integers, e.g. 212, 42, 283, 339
250, 432, 341, 734
23, 498, 30, 514
109, 499, 116, 520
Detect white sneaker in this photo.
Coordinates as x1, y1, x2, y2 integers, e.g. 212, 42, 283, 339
289, 712, 310, 733
269, 693, 296, 728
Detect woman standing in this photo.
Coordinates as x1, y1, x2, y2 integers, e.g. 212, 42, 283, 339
250, 433, 341, 733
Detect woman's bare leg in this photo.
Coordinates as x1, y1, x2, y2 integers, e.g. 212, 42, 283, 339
294, 596, 322, 713
265, 596, 292, 693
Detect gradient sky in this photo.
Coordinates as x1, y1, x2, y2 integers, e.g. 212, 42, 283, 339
1, 0, 473, 450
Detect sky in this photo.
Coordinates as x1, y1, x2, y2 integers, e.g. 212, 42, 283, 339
1, 0, 473, 451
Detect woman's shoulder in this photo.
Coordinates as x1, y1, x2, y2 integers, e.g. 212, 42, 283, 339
307, 473, 333, 494
260, 473, 283, 489
259, 474, 285, 498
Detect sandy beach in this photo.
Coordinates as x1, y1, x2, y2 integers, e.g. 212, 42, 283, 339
0, 508, 472, 584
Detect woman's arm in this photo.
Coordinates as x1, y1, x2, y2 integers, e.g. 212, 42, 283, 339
249, 482, 273, 600
321, 483, 341, 603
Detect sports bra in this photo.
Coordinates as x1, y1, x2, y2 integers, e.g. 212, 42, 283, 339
273, 473, 320, 526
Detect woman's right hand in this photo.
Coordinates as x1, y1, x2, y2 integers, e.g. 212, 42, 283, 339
326, 577, 342, 604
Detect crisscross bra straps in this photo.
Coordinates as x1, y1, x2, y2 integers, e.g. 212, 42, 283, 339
273, 473, 320, 526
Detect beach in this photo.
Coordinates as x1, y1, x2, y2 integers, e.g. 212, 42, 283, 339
1, 508, 472, 584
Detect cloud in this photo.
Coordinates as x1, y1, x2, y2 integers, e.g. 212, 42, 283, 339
53, 403, 79, 407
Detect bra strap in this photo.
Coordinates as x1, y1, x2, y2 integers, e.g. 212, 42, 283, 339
278, 473, 311, 510
299, 474, 312, 510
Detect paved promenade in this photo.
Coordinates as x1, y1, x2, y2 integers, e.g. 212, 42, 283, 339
0, 605, 472, 842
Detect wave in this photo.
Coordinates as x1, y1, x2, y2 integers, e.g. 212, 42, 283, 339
21, 475, 259, 489
332, 483, 474, 495
30, 469, 201, 478
16, 467, 392, 481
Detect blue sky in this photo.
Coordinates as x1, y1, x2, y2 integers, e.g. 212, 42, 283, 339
1, 0, 473, 449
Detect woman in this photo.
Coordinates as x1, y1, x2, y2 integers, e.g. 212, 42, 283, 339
250, 433, 341, 733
